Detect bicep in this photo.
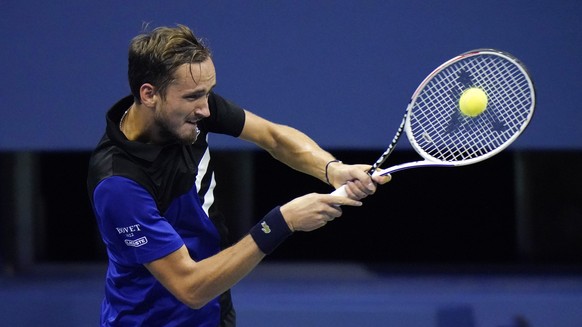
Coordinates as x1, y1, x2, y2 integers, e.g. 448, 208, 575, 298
239, 110, 308, 153
239, 110, 280, 150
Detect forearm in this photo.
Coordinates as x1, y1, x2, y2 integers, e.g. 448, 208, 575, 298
186, 235, 265, 307
267, 126, 386, 194
240, 111, 337, 183
239, 110, 386, 192
266, 124, 336, 183
146, 207, 295, 309
147, 235, 265, 309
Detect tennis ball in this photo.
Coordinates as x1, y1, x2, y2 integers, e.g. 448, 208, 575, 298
459, 87, 488, 117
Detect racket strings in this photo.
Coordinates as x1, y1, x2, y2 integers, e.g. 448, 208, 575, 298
409, 53, 533, 163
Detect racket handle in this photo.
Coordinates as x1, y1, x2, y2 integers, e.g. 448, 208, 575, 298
329, 169, 386, 198
330, 185, 348, 197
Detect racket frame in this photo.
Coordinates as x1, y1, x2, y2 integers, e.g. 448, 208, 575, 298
374, 49, 535, 176
332, 48, 535, 195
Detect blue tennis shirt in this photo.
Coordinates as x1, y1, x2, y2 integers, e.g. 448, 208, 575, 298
94, 176, 220, 326
88, 94, 245, 326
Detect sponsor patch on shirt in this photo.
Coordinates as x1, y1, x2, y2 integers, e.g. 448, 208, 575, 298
124, 236, 148, 248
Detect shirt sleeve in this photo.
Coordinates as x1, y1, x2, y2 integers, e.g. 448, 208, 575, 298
202, 92, 246, 136
92, 176, 184, 265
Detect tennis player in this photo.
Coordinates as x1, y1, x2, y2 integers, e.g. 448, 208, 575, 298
87, 24, 389, 327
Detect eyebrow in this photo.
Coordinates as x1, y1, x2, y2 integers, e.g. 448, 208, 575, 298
183, 84, 216, 98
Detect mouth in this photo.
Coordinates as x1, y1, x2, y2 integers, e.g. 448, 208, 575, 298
185, 120, 201, 139
185, 119, 199, 127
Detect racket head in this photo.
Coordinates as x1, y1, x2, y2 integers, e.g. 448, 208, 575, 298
404, 49, 536, 166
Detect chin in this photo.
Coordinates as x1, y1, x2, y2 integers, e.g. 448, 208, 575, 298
182, 127, 201, 145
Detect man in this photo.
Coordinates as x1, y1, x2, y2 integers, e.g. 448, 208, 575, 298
87, 24, 389, 326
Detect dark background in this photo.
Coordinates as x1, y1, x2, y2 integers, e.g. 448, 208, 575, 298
2, 149, 581, 270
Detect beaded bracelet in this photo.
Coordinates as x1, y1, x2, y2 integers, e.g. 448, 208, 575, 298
325, 159, 342, 185
249, 206, 293, 255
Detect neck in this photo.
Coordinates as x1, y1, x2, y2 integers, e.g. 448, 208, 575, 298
120, 102, 160, 144
119, 104, 133, 135
120, 103, 148, 142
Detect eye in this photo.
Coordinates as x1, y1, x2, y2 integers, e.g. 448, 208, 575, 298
185, 93, 204, 101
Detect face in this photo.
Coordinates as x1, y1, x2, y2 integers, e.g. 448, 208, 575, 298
153, 59, 216, 144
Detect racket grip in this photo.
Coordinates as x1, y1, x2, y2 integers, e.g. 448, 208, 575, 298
331, 169, 389, 198
330, 185, 348, 197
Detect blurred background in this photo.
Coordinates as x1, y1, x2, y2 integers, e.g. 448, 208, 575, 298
1, 1, 582, 326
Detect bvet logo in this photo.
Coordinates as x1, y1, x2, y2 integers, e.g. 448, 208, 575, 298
116, 224, 142, 235
125, 236, 148, 248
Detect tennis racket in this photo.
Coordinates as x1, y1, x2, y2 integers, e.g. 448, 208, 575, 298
332, 48, 535, 197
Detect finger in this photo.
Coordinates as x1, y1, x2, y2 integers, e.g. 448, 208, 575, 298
344, 182, 369, 200
350, 179, 376, 196
330, 204, 342, 218
328, 195, 362, 207
372, 173, 391, 185
353, 165, 376, 183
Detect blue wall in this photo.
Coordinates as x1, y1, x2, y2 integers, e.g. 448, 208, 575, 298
1, 0, 581, 150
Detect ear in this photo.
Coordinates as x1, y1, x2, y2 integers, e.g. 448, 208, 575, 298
139, 83, 157, 107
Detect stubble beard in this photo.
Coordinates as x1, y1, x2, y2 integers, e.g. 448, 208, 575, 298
155, 111, 200, 145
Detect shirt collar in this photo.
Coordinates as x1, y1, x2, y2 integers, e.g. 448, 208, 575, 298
105, 95, 170, 162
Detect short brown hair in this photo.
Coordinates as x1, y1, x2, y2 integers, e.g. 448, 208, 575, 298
128, 24, 211, 102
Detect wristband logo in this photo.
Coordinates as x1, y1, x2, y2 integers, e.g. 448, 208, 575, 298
260, 221, 271, 234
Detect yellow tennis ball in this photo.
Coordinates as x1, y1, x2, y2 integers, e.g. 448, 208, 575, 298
459, 87, 488, 117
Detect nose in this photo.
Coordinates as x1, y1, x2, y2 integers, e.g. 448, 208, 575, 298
196, 98, 211, 118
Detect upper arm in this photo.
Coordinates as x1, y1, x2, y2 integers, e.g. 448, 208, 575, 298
92, 176, 184, 265
239, 110, 280, 151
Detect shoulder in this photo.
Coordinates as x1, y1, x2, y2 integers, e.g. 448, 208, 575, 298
87, 134, 118, 195
93, 176, 151, 212
87, 137, 151, 202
